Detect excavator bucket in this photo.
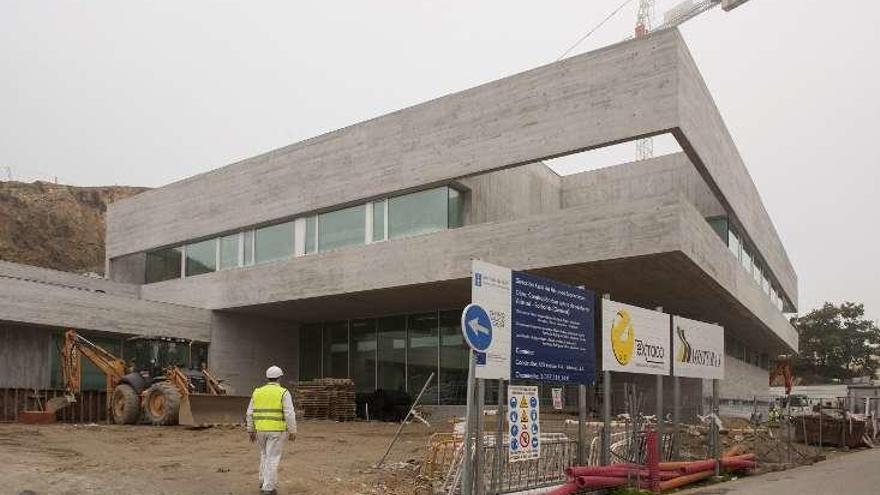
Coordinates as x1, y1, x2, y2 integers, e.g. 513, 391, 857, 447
178, 394, 251, 427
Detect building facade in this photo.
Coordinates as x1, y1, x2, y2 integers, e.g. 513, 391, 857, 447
2, 29, 797, 413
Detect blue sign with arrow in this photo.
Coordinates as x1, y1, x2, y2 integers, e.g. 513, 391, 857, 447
461, 303, 493, 352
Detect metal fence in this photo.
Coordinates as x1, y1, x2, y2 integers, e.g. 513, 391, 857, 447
0, 388, 108, 423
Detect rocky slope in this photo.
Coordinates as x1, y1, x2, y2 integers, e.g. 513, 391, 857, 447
0, 181, 148, 274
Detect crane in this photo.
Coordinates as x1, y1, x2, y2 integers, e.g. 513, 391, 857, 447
632, 0, 752, 161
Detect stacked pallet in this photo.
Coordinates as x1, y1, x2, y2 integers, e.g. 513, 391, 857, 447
294, 378, 356, 421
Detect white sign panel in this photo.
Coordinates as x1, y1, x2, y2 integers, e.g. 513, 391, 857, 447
551, 388, 564, 410
672, 316, 725, 380
471, 260, 512, 380
507, 385, 540, 462
601, 299, 670, 375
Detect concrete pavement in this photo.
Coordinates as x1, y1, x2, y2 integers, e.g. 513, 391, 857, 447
681, 448, 880, 495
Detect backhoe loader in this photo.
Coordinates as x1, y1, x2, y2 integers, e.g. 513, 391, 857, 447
58, 329, 249, 426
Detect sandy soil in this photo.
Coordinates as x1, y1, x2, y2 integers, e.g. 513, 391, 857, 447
0, 420, 433, 495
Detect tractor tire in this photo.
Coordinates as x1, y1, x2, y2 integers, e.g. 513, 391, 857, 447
111, 384, 141, 425
144, 381, 181, 426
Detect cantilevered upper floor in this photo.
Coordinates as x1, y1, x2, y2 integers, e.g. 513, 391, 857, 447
105, 29, 798, 356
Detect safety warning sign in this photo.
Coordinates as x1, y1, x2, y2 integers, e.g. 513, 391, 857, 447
507, 385, 540, 462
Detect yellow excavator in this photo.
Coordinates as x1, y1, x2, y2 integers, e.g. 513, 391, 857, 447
57, 329, 249, 426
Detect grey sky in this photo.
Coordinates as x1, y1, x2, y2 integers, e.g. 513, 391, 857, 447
1, 0, 878, 321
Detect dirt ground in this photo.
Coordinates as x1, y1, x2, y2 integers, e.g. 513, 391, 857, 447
0, 420, 435, 495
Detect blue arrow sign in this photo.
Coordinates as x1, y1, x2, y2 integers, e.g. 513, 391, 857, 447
461, 303, 493, 352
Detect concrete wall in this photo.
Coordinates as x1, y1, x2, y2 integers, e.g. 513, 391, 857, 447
0, 269, 211, 341
107, 252, 146, 285
459, 163, 561, 225
562, 153, 724, 218
0, 324, 51, 389
1, 260, 140, 298
208, 312, 300, 394
706, 356, 769, 402
674, 40, 797, 308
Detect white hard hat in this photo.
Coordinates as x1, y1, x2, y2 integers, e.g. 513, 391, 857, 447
266, 365, 284, 379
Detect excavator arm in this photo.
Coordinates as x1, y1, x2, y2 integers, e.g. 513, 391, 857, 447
61, 329, 128, 398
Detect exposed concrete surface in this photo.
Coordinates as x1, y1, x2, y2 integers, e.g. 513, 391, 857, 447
0, 324, 51, 389
680, 449, 880, 495
0, 259, 140, 298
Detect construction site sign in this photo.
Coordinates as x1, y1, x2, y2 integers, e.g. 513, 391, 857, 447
601, 299, 670, 375
471, 260, 512, 380
507, 385, 540, 462
672, 316, 725, 380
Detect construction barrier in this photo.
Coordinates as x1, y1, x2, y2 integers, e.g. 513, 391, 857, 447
0, 388, 108, 423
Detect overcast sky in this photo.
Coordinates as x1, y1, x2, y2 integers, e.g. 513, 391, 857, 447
1, 0, 878, 321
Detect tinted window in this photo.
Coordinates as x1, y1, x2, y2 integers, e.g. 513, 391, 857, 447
372, 200, 386, 242
377, 315, 406, 392
299, 324, 322, 381
389, 187, 449, 239
219, 234, 239, 270
407, 313, 438, 405
186, 239, 217, 277
318, 205, 365, 251
255, 222, 293, 264
350, 319, 377, 393
145, 247, 182, 283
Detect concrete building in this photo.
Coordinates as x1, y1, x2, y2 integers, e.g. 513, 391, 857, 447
1, 29, 797, 414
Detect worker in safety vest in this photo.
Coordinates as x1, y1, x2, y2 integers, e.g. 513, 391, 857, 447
246, 365, 297, 495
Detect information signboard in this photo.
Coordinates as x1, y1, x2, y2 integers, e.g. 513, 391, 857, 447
471, 260, 513, 380
507, 385, 540, 462
511, 272, 595, 384
601, 299, 670, 375
672, 316, 725, 380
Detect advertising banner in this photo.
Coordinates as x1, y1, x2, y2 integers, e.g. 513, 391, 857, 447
551, 388, 564, 410
471, 260, 512, 380
601, 299, 670, 375
672, 316, 725, 380
511, 272, 595, 384
507, 385, 540, 462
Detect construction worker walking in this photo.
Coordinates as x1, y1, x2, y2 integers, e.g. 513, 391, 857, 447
246, 365, 297, 495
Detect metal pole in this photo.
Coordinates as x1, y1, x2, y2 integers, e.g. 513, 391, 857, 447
492, 380, 505, 495
602, 370, 611, 465
376, 371, 435, 468
474, 379, 486, 495
673, 376, 680, 460
578, 384, 587, 465
712, 379, 720, 476
462, 352, 477, 495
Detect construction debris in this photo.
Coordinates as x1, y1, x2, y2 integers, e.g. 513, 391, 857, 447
294, 378, 357, 421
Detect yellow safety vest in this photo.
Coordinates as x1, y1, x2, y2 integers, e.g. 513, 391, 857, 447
252, 383, 288, 432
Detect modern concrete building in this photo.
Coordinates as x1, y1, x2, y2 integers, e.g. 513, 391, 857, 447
1, 29, 796, 413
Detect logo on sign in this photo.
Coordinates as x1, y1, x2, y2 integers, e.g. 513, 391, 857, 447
676, 325, 721, 367
474, 273, 482, 287
610, 309, 635, 365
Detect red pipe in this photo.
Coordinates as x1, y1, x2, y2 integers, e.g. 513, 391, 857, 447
574, 476, 628, 489
658, 470, 715, 491
646, 429, 660, 493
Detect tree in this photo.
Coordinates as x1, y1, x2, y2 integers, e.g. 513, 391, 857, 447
791, 302, 880, 384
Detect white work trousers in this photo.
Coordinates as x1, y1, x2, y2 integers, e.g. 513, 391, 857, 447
257, 431, 287, 491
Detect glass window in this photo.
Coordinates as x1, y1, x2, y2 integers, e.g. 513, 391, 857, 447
741, 247, 753, 274
707, 216, 729, 244
389, 187, 450, 239
728, 229, 741, 260
762, 273, 770, 294
185, 239, 217, 277
322, 322, 349, 379
377, 315, 407, 392
350, 319, 377, 393
255, 222, 293, 264
305, 216, 317, 254
448, 188, 464, 228
407, 313, 439, 405
145, 247, 182, 283
219, 234, 240, 270
372, 200, 387, 242
753, 262, 762, 284
439, 309, 469, 405
243, 230, 254, 266
318, 205, 365, 251
299, 324, 322, 381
